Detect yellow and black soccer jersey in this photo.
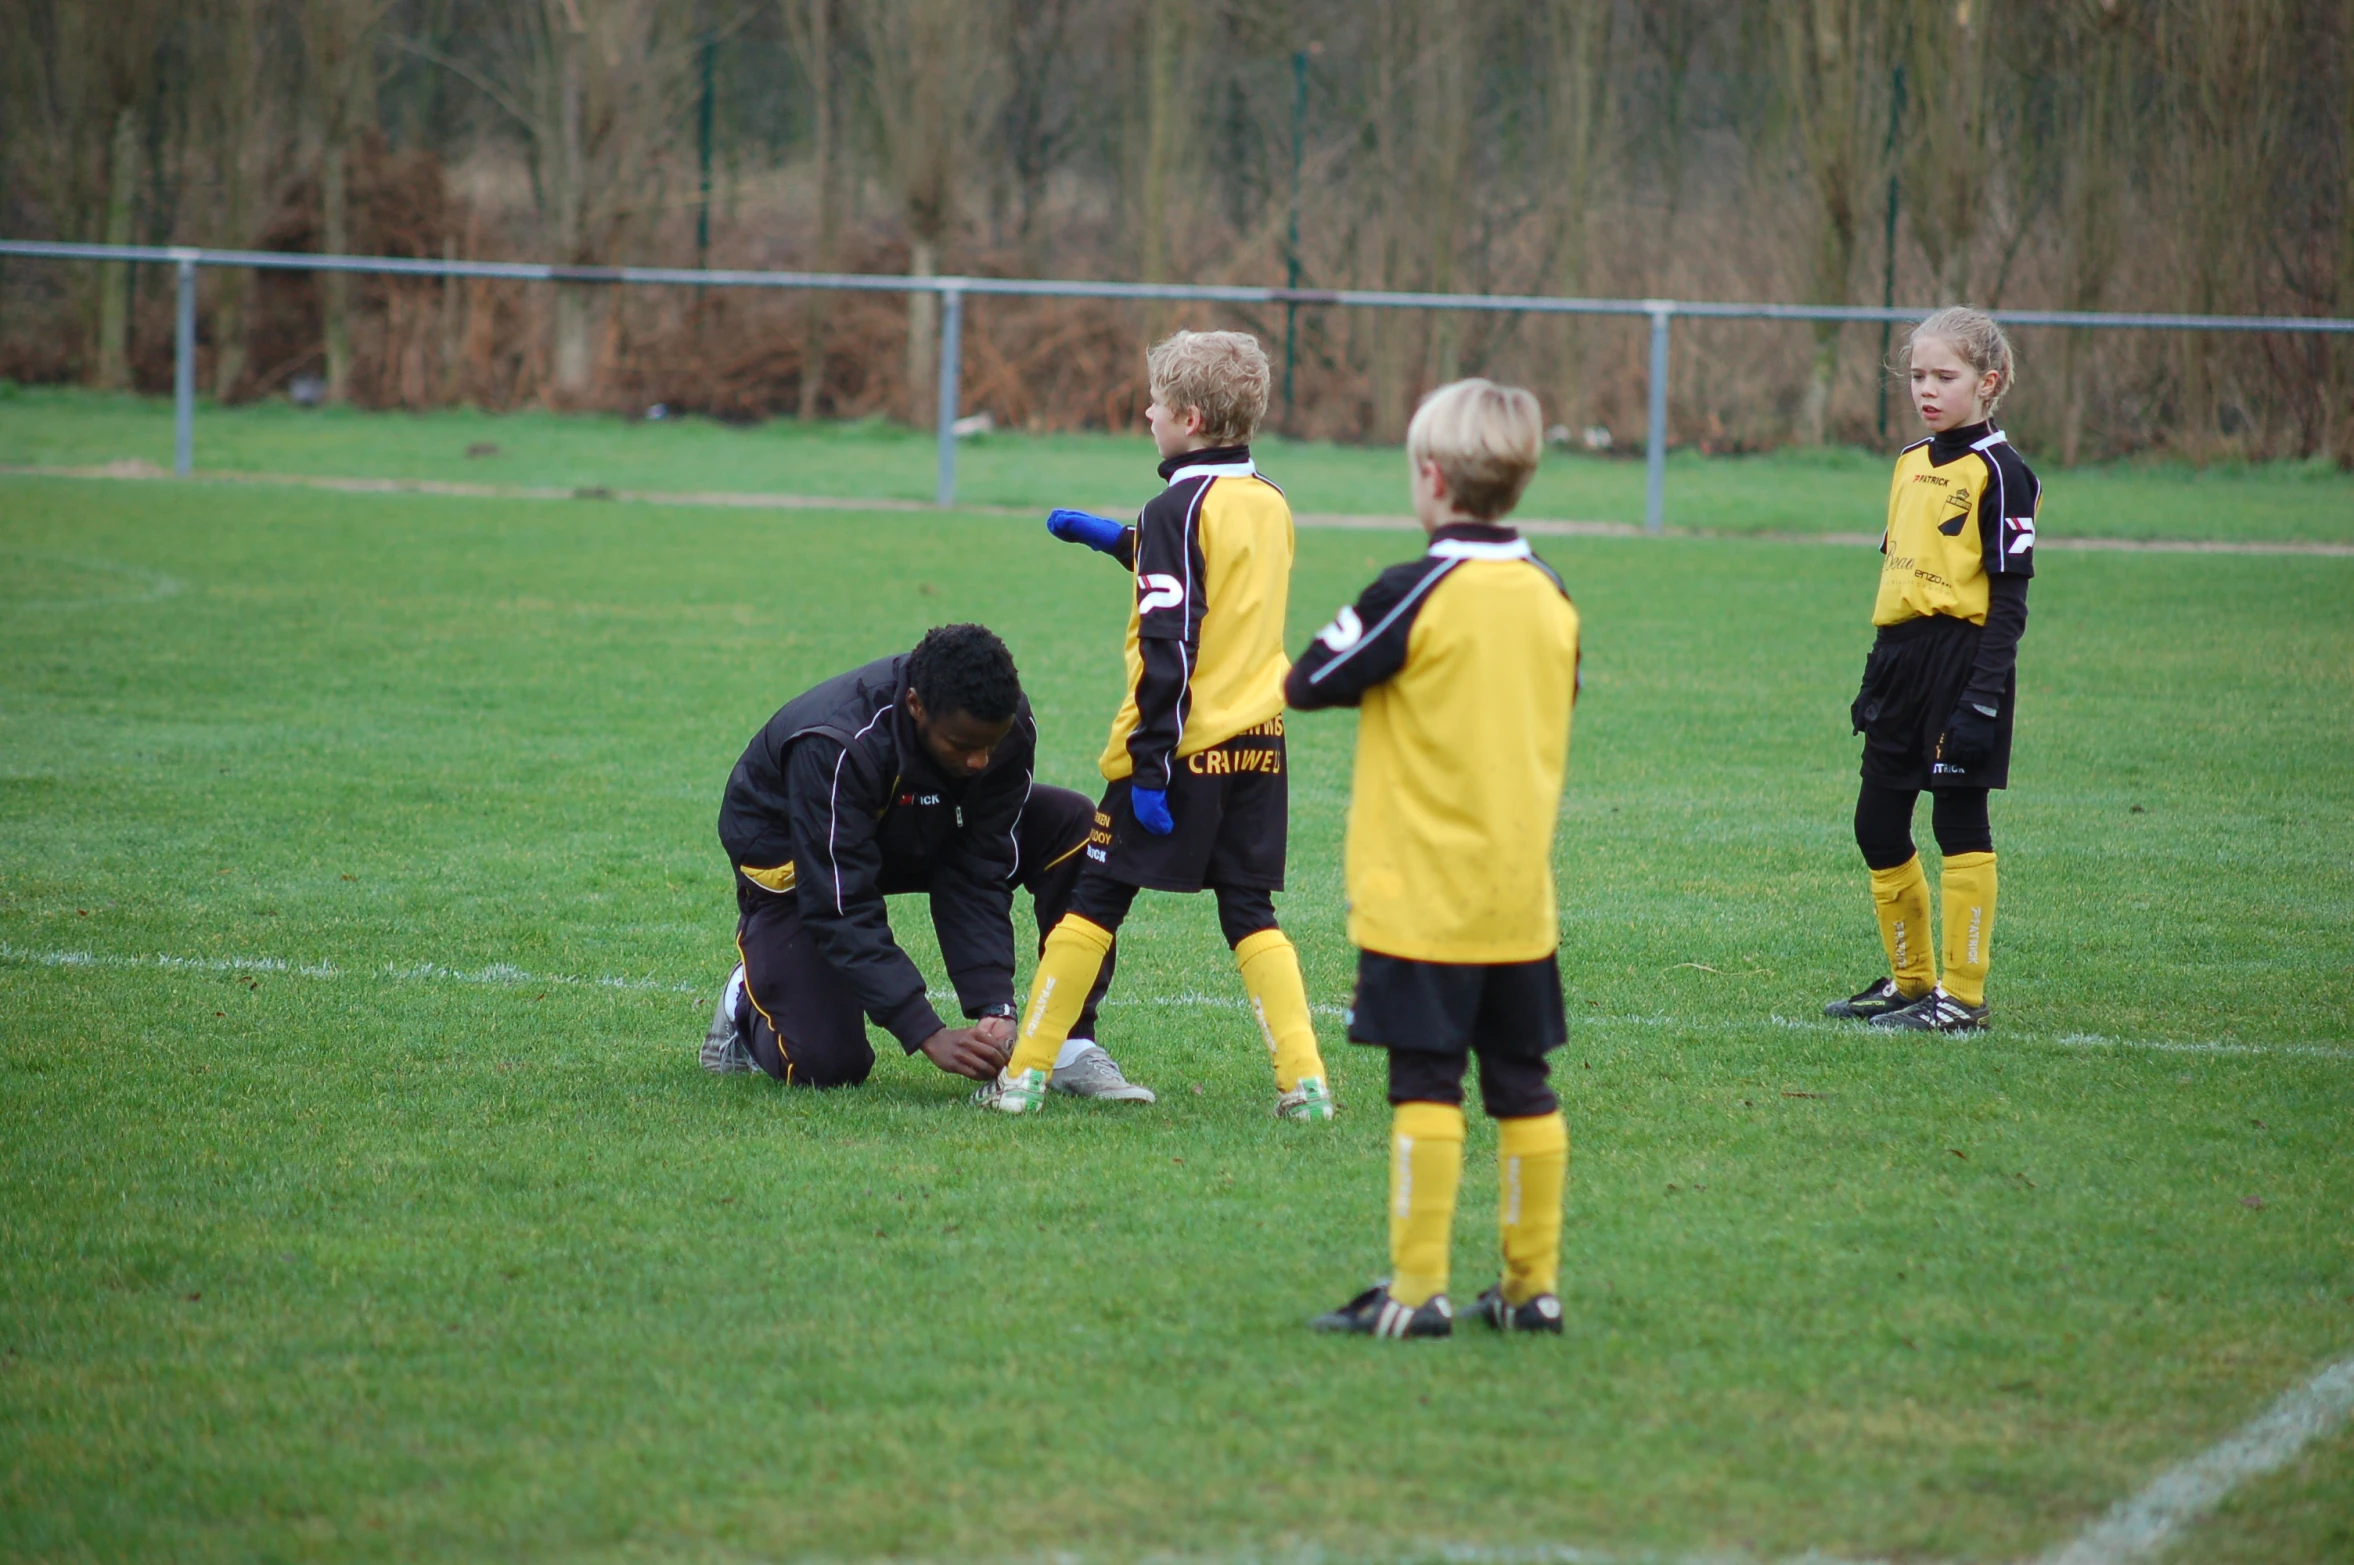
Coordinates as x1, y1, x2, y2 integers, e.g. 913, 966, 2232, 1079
1874, 423, 2040, 626
1287, 524, 1581, 964
1098, 444, 1294, 787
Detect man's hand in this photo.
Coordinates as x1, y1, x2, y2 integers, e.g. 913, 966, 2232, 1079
1940, 702, 2001, 771
918, 1025, 1010, 1081
1046, 509, 1129, 554
972, 1013, 1016, 1050
1131, 785, 1175, 837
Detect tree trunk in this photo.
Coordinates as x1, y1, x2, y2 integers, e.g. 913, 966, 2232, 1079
1780, 0, 1887, 446
1367, 0, 1412, 442
1138, 1, 1192, 339
792, 0, 837, 419
321, 127, 353, 403
906, 236, 938, 428
2333, 0, 2354, 465
1420, 1, 1469, 387
550, 21, 594, 402
95, 105, 138, 391
1546, 0, 1611, 427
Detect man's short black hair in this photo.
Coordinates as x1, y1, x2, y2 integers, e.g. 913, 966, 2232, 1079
906, 623, 1021, 723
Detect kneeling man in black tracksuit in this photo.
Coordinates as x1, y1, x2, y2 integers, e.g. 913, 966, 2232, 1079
701, 623, 1151, 1099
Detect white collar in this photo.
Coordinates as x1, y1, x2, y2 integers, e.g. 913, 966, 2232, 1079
1970, 428, 2009, 451
1165, 458, 1258, 486
1427, 536, 1533, 561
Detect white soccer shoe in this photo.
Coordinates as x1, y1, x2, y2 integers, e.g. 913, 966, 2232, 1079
1275, 1074, 1337, 1121
972, 1066, 1051, 1114
700, 964, 754, 1074
1049, 1042, 1155, 1103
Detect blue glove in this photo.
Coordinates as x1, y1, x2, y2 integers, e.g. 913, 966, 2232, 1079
1130, 785, 1175, 837
1046, 508, 1128, 554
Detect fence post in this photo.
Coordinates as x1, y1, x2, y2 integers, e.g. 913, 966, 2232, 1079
1644, 301, 1671, 535
172, 249, 199, 477
934, 281, 964, 507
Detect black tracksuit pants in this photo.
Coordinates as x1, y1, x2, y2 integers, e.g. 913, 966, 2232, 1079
733, 784, 1113, 1087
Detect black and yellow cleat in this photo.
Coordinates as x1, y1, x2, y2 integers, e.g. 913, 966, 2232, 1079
1310, 1285, 1453, 1339
1824, 976, 1923, 1021
1469, 1285, 1564, 1335
1870, 985, 1988, 1033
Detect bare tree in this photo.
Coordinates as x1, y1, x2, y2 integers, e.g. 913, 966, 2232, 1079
782, 0, 840, 417
423, 0, 692, 402
2054, 0, 2135, 465
201, 0, 282, 400
1543, 0, 1613, 424
859, 0, 1006, 426
1779, 0, 1894, 444
1903, 0, 1996, 303
301, 0, 392, 404
2333, 0, 2354, 462
2157, 0, 2288, 456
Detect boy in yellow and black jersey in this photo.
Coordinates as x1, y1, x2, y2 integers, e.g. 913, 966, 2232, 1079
1290, 379, 1581, 1339
1833, 308, 2040, 1035
976, 330, 1333, 1119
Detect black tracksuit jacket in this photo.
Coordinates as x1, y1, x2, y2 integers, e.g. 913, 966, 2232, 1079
717, 655, 1035, 1052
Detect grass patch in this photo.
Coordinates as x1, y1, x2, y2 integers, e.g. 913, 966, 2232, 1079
5, 384, 2354, 541
3, 473, 2351, 1561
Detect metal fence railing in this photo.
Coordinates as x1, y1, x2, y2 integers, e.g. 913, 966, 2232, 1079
6, 237, 2351, 530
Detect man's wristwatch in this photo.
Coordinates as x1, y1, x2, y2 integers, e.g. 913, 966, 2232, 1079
978, 1003, 1018, 1021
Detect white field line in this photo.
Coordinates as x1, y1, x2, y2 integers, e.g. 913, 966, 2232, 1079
5, 945, 2342, 1062
2037, 1352, 2354, 1565
9, 463, 2349, 557
0, 941, 699, 995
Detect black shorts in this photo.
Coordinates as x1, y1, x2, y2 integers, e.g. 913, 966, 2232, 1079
1346, 950, 1567, 1058
1852, 615, 2016, 791
1090, 719, 1287, 893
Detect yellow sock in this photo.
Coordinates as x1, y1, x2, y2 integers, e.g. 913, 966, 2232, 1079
1005, 916, 1115, 1079
1233, 928, 1327, 1092
1497, 1112, 1569, 1305
1869, 855, 1938, 998
1388, 1101, 1465, 1308
1939, 851, 1998, 1007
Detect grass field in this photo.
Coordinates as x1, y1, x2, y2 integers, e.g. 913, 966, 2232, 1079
3, 412, 2352, 1562
7, 383, 2354, 542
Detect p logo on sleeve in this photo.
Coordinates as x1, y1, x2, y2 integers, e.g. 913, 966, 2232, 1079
2005, 515, 2036, 557
1138, 573, 1185, 614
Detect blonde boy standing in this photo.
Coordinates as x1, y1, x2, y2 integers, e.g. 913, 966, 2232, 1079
977, 330, 1333, 1119
1288, 379, 1580, 1337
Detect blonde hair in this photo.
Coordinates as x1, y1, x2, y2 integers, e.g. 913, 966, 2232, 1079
1406, 378, 1544, 520
1908, 306, 2017, 415
1147, 330, 1270, 444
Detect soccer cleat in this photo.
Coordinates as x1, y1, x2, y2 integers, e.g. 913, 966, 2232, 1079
1823, 976, 1923, 1021
1275, 1075, 1337, 1121
1310, 1285, 1452, 1338
1469, 1285, 1564, 1335
700, 964, 754, 1074
1870, 985, 1989, 1033
972, 1066, 1052, 1114
1048, 1042, 1155, 1102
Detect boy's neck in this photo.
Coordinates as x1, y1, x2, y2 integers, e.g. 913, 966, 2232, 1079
1419, 507, 1495, 536
1158, 440, 1251, 475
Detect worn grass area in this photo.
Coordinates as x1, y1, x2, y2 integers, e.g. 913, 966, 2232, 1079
6, 383, 2354, 541
2, 473, 2351, 1563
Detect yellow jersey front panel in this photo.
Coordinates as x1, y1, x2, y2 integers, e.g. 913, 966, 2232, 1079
1873, 425, 2040, 627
